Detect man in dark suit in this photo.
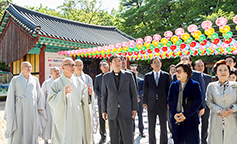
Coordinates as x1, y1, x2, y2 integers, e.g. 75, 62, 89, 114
101, 54, 138, 144
194, 59, 212, 144
173, 56, 206, 115
130, 65, 145, 138
143, 56, 171, 144
94, 60, 109, 144
226, 55, 237, 71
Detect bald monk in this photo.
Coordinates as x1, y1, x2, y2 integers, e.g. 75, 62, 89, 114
40, 67, 61, 144
48, 58, 93, 144
4, 61, 44, 144
74, 59, 98, 134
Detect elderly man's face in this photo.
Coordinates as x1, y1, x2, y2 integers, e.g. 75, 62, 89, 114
194, 61, 205, 73
111, 57, 122, 72
75, 61, 83, 72
21, 63, 32, 74
121, 58, 127, 69
62, 60, 75, 76
51, 68, 61, 79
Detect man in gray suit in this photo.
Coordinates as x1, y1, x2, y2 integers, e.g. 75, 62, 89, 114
194, 59, 212, 144
101, 54, 138, 144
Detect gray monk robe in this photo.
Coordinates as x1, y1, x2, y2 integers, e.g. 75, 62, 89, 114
4, 73, 44, 144
39, 77, 55, 140
48, 73, 93, 144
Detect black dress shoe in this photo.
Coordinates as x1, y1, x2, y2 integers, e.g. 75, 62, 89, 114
139, 133, 145, 138
99, 137, 106, 144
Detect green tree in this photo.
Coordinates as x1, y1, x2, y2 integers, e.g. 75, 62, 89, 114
0, 0, 12, 19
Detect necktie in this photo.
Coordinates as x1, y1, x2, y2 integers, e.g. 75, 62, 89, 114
156, 72, 159, 86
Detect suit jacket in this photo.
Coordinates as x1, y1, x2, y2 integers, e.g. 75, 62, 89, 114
173, 70, 206, 108
206, 81, 237, 144
203, 73, 212, 91
137, 77, 144, 97
143, 70, 171, 111
168, 78, 202, 127
101, 70, 138, 120
94, 73, 103, 106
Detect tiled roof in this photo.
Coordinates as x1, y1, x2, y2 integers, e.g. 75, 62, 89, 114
4, 3, 134, 46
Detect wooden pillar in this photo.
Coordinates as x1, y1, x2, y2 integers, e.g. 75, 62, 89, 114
39, 46, 46, 85
126, 60, 130, 69
10, 62, 13, 74
23, 55, 26, 61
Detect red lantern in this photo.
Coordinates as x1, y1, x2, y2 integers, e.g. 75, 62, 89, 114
213, 38, 220, 45
134, 51, 139, 55
128, 52, 133, 56
180, 43, 186, 49
154, 48, 160, 53
108, 53, 112, 57
200, 40, 207, 46
162, 46, 168, 51
190, 41, 196, 47
140, 50, 146, 55
124, 52, 128, 56
147, 49, 152, 54
223, 37, 232, 44
170, 45, 177, 51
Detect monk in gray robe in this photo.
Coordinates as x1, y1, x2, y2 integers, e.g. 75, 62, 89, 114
4, 61, 44, 144
48, 58, 93, 144
40, 67, 60, 144
74, 59, 98, 134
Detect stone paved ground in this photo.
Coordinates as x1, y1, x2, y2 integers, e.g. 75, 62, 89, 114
0, 100, 173, 144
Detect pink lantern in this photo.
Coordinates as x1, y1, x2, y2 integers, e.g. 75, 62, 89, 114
201, 20, 212, 30
233, 15, 237, 24
144, 36, 152, 43
175, 28, 185, 37
136, 38, 143, 45
121, 42, 128, 47
153, 34, 161, 41
109, 44, 114, 49
114, 43, 121, 48
216, 17, 227, 28
57, 51, 61, 55
164, 31, 173, 39
188, 24, 198, 35
98, 47, 103, 51
128, 40, 136, 47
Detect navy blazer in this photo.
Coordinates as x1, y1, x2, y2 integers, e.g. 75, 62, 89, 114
173, 70, 206, 108
203, 73, 212, 91
143, 70, 171, 111
94, 73, 104, 105
137, 77, 144, 97
168, 78, 202, 127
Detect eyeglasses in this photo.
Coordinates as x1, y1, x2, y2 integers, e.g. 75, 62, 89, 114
63, 63, 75, 67
75, 65, 83, 67
226, 60, 233, 63
176, 69, 184, 74
23, 66, 32, 68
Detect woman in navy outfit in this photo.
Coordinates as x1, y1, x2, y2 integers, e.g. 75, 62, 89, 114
168, 61, 202, 144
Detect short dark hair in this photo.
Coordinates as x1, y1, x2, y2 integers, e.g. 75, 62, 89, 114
150, 56, 161, 64
193, 59, 204, 67
180, 55, 192, 62
225, 55, 236, 63
109, 54, 121, 63
120, 55, 127, 60
176, 61, 193, 78
212, 59, 231, 74
130, 64, 138, 72
99, 60, 108, 67
230, 70, 237, 77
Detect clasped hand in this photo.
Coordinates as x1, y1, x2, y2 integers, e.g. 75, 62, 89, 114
219, 108, 233, 118
174, 113, 186, 123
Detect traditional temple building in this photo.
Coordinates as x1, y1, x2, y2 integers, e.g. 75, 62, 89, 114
0, 2, 134, 84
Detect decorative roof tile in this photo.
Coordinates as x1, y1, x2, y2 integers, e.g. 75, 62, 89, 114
5, 3, 134, 46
